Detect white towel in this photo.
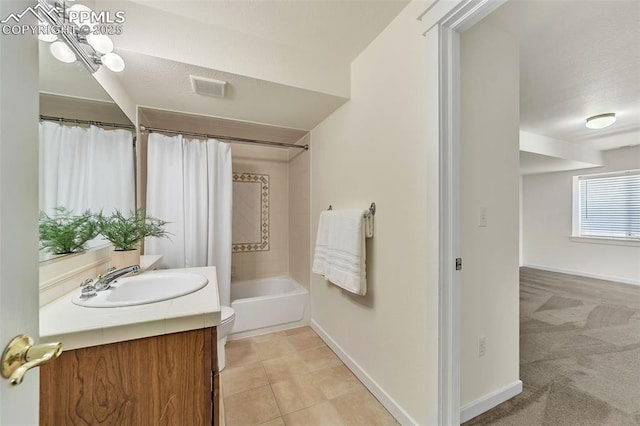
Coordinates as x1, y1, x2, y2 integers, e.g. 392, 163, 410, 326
312, 209, 367, 295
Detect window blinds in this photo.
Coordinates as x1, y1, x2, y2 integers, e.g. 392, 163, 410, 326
578, 171, 640, 239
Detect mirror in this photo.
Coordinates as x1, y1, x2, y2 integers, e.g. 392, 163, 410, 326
39, 42, 136, 261
232, 172, 270, 252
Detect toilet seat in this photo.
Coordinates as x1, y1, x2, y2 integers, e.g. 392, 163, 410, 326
220, 306, 235, 326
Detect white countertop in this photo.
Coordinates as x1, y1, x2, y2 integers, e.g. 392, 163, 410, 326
40, 266, 221, 350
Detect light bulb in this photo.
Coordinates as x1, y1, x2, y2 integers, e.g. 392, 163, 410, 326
68, 4, 95, 29
585, 113, 616, 129
101, 52, 125, 72
86, 34, 114, 54
37, 21, 57, 42
50, 41, 76, 63
38, 32, 58, 43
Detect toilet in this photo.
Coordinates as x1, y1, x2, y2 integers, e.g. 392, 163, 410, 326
217, 306, 236, 371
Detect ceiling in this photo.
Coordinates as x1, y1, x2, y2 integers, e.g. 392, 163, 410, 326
41, 0, 638, 170
90, 0, 409, 131
485, 0, 640, 174
117, 50, 347, 130
128, 0, 408, 67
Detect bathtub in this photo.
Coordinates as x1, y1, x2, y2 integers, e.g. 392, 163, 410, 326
230, 276, 309, 338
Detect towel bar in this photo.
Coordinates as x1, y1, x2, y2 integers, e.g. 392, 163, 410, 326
325, 202, 375, 238
326, 203, 376, 217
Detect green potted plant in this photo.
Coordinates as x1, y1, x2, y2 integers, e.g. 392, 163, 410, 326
39, 207, 99, 255
97, 209, 169, 268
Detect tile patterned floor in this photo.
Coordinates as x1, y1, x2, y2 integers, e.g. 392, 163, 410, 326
221, 327, 399, 426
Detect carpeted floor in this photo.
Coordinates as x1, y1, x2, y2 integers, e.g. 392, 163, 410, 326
464, 267, 640, 425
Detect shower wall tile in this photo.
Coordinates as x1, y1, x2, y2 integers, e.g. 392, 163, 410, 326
233, 259, 257, 282
230, 137, 310, 288
288, 136, 311, 289
232, 158, 289, 282
255, 259, 288, 278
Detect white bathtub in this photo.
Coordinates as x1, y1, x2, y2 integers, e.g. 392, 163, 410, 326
230, 276, 309, 338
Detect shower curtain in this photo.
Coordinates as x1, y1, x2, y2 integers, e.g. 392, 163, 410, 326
144, 132, 233, 306
39, 121, 135, 216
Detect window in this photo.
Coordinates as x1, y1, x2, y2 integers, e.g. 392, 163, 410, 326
574, 170, 640, 240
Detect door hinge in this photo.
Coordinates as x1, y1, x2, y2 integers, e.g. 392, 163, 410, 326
455, 258, 462, 271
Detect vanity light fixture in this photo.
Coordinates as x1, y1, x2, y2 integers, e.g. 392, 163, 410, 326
37, 0, 125, 73
586, 113, 616, 129
67, 3, 95, 28
37, 21, 58, 42
99, 52, 126, 72
86, 34, 114, 54
49, 40, 76, 63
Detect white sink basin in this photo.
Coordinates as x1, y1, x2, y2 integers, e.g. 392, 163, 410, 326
72, 272, 209, 308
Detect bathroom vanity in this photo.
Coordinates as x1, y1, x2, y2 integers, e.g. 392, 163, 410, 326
38, 266, 222, 426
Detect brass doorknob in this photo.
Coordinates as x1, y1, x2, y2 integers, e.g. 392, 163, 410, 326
1, 335, 62, 386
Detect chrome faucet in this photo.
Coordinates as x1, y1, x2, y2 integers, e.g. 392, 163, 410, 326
80, 265, 141, 298
94, 265, 141, 291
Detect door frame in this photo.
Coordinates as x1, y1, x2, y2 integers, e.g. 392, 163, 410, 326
434, 1, 508, 424
0, 0, 41, 422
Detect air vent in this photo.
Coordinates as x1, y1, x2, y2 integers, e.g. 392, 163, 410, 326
190, 75, 227, 98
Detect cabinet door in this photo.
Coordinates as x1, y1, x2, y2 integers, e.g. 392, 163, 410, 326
41, 329, 213, 425
210, 327, 219, 426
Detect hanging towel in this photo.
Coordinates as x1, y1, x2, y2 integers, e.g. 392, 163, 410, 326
312, 209, 367, 295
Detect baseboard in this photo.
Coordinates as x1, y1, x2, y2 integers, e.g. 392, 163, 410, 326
460, 380, 523, 423
311, 320, 417, 425
523, 264, 640, 287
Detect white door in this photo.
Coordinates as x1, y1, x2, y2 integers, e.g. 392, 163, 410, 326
0, 0, 41, 423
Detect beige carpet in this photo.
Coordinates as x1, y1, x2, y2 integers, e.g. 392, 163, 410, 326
464, 267, 640, 425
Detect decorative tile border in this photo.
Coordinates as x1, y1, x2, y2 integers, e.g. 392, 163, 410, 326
232, 172, 270, 253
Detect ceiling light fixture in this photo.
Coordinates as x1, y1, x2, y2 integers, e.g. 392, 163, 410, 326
36, 0, 125, 73
586, 113, 616, 130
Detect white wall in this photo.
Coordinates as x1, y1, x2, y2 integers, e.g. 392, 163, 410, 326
520, 176, 524, 266
522, 145, 640, 285
460, 19, 521, 414
519, 130, 602, 171
310, 3, 438, 424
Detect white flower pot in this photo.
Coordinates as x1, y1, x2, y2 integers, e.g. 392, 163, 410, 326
111, 248, 140, 269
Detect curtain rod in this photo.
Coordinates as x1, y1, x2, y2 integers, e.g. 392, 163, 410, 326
139, 124, 309, 151
40, 115, 136, 131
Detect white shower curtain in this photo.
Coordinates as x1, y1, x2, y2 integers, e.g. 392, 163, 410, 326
144, 132, 233, 306
39, 121, 135, 216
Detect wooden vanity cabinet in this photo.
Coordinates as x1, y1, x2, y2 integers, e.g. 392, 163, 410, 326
40, 327, 219, 426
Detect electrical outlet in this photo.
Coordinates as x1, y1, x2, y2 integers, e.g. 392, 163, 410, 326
479, 207, 487, 227
479, 336, 486, 357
